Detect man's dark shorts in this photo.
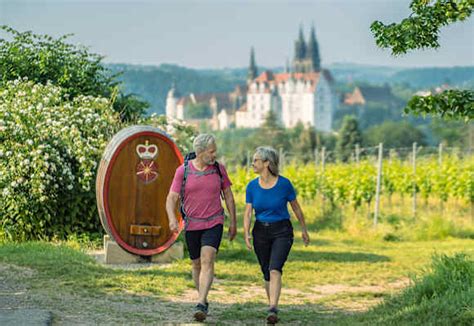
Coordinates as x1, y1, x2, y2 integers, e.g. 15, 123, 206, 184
185, 223, 224, 260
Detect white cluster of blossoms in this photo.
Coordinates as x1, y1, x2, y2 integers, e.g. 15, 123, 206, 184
0, 79, 120, 240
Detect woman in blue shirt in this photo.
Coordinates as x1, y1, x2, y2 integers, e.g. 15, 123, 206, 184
244, 146, 310, 324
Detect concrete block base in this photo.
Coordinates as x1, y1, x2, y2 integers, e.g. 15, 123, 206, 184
103, 235, 184, 264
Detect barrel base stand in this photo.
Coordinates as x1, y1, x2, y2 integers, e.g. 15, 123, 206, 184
103, 235, 184, 264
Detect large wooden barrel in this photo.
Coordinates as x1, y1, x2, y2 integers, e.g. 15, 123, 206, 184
96, 125, 184, 256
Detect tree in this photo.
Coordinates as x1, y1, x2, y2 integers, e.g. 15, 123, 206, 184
255, 110, 290, 150
364, 121, 427, 148
336, 116, 362, 162
0, 25, 148, 122
370, 0, 473, 121
289, 122, 317, 163
185, 103, 212, 119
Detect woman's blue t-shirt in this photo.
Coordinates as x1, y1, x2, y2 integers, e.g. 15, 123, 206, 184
245, 176, 297, 223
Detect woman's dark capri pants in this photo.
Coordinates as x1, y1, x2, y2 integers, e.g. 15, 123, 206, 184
252, 219, 294, 281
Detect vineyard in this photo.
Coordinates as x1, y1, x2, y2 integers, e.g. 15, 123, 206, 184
229, 154, 474, 217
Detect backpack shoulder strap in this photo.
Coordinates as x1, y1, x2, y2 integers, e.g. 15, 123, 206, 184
179, 152, 196, 226
214, 161, 225, 199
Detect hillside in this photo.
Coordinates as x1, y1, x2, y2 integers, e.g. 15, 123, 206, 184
108, 63, 474, 115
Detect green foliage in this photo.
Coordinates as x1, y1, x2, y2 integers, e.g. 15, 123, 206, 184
336, 116, 362, 162
185, 102, 212, 119
254, 110, 290, 150
364, 121, 426, 148
137, 114, 197, 154
0, 25, 111, 98
371, 0, 473, 56
430, 118, 472, 147
0, 79, 121, 241
229, 155, 474, 211
289, 122, 318, 163
405, 89, 474, 122
0, 26, 148, 122
358, 253, 474, 325
113, 92, 149, 123
214, 128, 259, 166
370, 1, 474, 122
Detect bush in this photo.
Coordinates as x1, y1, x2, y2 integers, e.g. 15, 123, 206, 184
0, 79, 120, 240
0, 25, 148, 122
138, 114, 197, 154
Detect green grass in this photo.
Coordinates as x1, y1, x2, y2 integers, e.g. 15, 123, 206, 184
1, 197, 473, 324
1, 232, 473, 324
342, 253, 474, 325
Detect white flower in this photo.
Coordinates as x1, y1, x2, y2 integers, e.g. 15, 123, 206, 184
67, 185, 73, 190
27, 139, 33, 146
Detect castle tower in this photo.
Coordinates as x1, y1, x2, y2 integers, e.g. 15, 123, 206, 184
293, 26, 307, 73
247, 47, 258, 84
307, 24, 321, 72
165, 81, 180, 119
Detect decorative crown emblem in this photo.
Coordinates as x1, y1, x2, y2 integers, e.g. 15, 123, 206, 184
136, 140, 158, 160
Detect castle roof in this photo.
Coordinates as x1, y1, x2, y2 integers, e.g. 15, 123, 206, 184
252, 70, 323, 92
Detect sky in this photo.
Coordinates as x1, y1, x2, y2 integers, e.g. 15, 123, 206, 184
1, 0, 473, 69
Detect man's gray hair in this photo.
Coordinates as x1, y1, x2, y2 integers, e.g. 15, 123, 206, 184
255, 146, 279, 176
193, 134, 216, 154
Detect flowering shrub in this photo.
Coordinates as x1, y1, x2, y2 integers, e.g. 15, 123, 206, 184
138, 114, 197, 154
0, 79, 120, 240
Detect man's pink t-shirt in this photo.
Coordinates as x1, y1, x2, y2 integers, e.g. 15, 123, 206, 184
170, 161, 232, 231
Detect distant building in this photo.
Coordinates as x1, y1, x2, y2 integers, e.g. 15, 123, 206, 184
343, 84, 398, 106
166, 26, 338, 132
414, 83, 451, 97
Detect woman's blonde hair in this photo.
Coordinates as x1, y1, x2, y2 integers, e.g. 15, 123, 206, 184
255, 146, 279, 176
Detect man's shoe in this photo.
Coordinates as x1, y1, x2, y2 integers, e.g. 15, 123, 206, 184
266, 307, 279, 324
193, 303, 208, 322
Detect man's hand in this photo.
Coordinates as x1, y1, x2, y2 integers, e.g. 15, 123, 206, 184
169, 217, 179, 233
245, 234, 252, 251
228, 222, 237, 241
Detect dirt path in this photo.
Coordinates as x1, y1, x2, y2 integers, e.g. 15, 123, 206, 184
0, 261, 410, 324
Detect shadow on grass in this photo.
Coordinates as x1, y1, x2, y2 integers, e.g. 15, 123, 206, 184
218, 248, 390, 264
289, 250, 390, 263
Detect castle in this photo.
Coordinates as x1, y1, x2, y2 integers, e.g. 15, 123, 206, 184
166, 26, 337, 132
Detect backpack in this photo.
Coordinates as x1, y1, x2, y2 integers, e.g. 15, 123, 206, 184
179, 152, 225, 229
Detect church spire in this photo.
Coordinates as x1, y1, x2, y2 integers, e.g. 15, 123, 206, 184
294, 25, 307, 60
247, 47, 258, 83
307, 24, 321, 72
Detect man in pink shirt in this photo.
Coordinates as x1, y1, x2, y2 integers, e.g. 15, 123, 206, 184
166, 134, 237, 322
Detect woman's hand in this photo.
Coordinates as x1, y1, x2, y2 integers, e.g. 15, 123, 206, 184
245, 234, 253, 251
302, 229, 310, 246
